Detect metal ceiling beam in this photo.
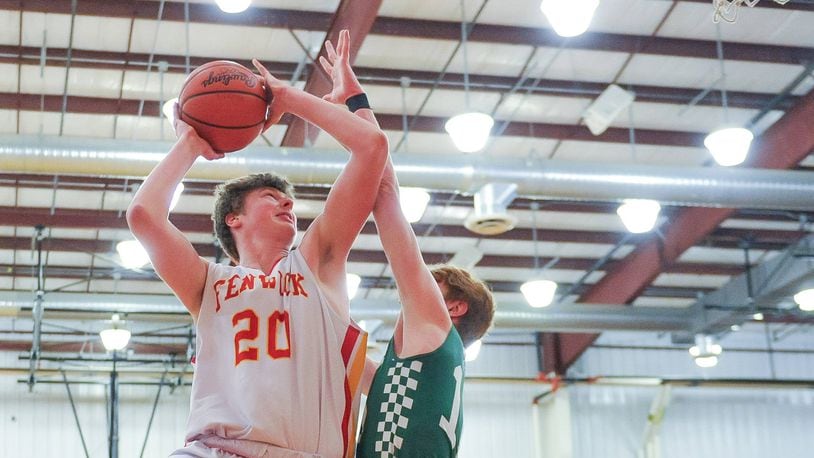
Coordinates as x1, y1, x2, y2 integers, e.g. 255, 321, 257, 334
542, 88, 814, 375
0, 264, 713, 299
4, 172, 814, 225
0, 45, 792, 111
0, 92, 705, 147
685, 235, 814, 337
280, 0, 383, 147
2, 1, 812, 66
0, 206, 798, 252
0, 235, 746, 277
1, 292, 698, 333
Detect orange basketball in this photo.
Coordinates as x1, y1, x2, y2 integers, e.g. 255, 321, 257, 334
179, 61, 269, 153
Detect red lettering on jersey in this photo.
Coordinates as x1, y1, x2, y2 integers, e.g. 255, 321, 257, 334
279, 272, 309, 297
232, 309, 259, 366
290, 273, 308, 297
239, 274, 255, 294
213, 279, 226, 312
225, 274, 241, 300
267, 311, 291, 359
259, 274, 276, 289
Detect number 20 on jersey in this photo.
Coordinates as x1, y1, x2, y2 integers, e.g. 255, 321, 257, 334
232, 309, 291, 365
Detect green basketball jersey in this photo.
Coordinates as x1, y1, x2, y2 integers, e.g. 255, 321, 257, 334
357, 327, 465, 458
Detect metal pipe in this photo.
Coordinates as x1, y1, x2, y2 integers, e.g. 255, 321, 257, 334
3, 292, 695, 333
61, 369, 90, 458
2, 135, 814, 210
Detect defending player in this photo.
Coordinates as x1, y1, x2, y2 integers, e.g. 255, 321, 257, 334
127, 60, 387, 457
319, 30, 496, 457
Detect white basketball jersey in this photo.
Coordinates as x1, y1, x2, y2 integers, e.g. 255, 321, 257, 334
184, 250, 367, 458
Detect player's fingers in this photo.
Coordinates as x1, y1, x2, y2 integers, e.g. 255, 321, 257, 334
318, 56, 333, 75
252, 59, 271, 80
338, 29, 349, 57
325, 41, 337, 63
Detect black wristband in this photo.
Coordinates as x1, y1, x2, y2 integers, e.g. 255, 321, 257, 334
345, 93, 370, 112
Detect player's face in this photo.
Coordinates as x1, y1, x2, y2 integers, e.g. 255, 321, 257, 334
241, 187, 297, 242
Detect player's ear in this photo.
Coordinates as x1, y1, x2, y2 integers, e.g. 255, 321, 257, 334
225, 213, 241, 228
446, 299, 468, 318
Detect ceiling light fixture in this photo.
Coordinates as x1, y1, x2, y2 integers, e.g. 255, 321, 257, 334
162, 98, 177, 125
522, 202, 557, 308
704, 126, 754, 167
793, 288, 814, 312
446, 0, 494, 153
465, 339, 482, 362
616, 199, 662, 233
100, 314, 131, 351
689, 334, 722, 368
346, 273, 362, 300
399, 187, 431, 223
116, 240, 151, 270
215, 0, 251, 14
705, 23, 752, 166
540, 0, 600, 38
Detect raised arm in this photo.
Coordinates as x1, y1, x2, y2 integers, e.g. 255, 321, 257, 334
126, 119, 222, 319
321, 31, 452, 355
252, 60, 388, 312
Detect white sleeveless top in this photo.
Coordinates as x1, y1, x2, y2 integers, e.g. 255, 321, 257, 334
184, 250, 367, 458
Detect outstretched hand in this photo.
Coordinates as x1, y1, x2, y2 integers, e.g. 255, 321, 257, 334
173, 103, 224, 161
319, 29, 364, 105
252, 59, 290, 132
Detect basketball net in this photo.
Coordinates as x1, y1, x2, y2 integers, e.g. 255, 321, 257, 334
712, 0, 791, 23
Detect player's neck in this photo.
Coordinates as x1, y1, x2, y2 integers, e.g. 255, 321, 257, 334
237, 246, 289, 275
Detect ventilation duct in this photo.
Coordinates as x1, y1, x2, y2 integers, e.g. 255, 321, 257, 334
464, 182, 518, 235
1, 292, 694, 333
2, 135, 814, 211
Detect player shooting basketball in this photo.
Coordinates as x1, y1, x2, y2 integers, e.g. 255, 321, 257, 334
127, 60, 388, 457
319, 30, 496, 457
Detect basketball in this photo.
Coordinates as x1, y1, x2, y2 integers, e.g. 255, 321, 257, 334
178, 60, 269, 153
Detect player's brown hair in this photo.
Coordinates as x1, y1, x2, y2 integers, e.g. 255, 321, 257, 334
213, 173, 294, 262
431, 265, 496, 347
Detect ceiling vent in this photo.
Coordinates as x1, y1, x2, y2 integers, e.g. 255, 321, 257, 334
464, 183, 518, 235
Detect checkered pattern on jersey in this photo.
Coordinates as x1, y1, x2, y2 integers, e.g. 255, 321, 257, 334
373, 360, 423, 457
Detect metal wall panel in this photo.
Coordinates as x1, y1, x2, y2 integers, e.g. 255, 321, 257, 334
568, 385, 814, 458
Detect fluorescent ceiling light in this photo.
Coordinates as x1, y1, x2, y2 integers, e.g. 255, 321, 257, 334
116, 240, 151, 269
521, 279, 557, 308
215, 0, 251, 13
704, 127, 753, 166
445, 112, 494, 153
540, 0, 600, 37
616, 199, 661, 233
399, 187, 431, 223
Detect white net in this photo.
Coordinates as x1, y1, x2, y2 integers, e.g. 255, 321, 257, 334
712, 0, 792, 23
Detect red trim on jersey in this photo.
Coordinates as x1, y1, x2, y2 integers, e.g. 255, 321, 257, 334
340, 325, 362, 457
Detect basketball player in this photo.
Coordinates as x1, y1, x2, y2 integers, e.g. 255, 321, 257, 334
319, 30, 496, 457
127, 61, 388, 457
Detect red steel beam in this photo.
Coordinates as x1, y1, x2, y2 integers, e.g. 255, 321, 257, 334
0, 206, 798, 251
0, 235, 745, 277
0, 92, 706, 147
280, 0, 383, 147
0, 45, 792, 111
2, 1, 812, 65
542, 88, 814, 375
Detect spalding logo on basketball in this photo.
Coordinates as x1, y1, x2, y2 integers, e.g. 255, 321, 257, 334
179, 61, 269, 153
